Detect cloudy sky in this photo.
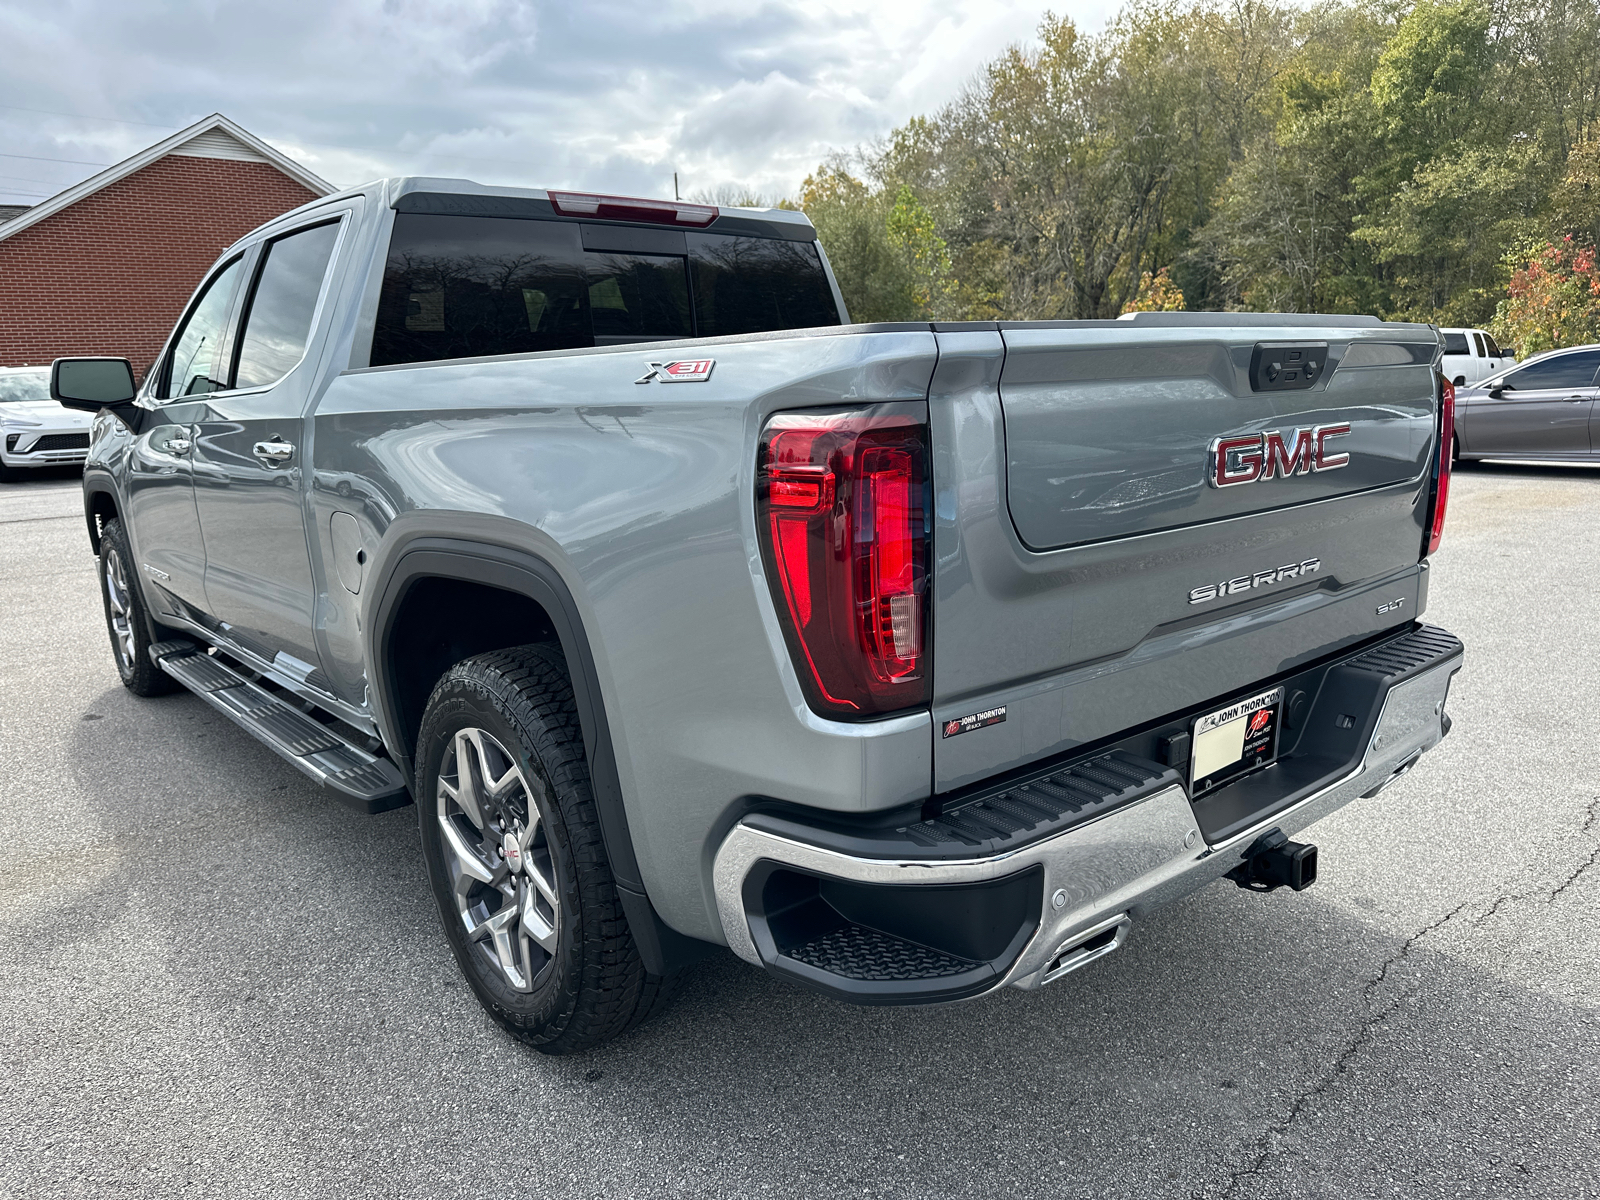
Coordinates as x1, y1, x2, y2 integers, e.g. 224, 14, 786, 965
0, 0, 1118, 208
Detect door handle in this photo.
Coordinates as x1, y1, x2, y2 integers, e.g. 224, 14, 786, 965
1564, 395, 1590, 402
166, 437, 192, 455
253, 437, 295, 465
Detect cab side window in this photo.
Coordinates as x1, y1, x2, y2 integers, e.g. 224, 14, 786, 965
157, 257, 243, 400
231, 221, 342, 391
1472, 332, 1488, 357
1503, 350, 1600, 390
1442, 332, 1469, 355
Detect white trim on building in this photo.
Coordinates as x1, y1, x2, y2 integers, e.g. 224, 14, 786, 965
0, 114, 333, 245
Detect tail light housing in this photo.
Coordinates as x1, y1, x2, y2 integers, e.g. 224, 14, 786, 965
756, 404, 930, 718
1424, 374, 1454, 557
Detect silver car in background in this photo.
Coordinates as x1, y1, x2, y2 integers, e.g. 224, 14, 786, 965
0, 365, 95, 481
1453, 343, 1600, 462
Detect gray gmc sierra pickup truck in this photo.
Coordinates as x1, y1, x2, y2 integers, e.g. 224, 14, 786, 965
52, 178, 1463, 1053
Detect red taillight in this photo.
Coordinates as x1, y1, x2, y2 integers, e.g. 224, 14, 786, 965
547, 190, 718, 227
1426, 375, 1454, 557
757, 405, 930, 717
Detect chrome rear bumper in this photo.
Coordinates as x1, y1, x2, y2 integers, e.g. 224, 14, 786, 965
713, 636, 1461, 997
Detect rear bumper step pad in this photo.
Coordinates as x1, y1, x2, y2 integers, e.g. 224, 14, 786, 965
150, 640, 409, 813
715, 621, 1465, 1004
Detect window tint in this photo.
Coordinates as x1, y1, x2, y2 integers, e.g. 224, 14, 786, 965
1472, 332, 1487, 357
0, 368, 50, 404
586, 254, 691, 344
1482, 332, 1503, 357
1504, 350, 1600, 390
371, 214, 839, 367
1442, 332, 1469, 355
159, 257, 243, 399
688, 233, 840, 337
233, 221, 341, 390
375, 215, 598, 366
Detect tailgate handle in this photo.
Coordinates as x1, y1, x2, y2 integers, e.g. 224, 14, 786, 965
1251, 342, 1328, 392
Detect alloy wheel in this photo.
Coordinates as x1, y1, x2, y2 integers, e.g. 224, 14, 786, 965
436, 727, 560, 991
103, 548, 136, 670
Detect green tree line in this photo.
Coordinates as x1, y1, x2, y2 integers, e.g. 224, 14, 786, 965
785, 0, 1600, 351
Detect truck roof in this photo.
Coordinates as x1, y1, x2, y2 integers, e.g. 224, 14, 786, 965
379, 176, 819, 243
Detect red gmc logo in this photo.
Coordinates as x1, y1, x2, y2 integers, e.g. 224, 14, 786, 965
1208, 423, 1352, 488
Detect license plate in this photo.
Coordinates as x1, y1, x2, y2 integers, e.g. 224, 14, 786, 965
1191, 686, 1284, 794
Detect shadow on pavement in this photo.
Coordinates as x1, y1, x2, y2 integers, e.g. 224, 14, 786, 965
6, 678, 1586, 1199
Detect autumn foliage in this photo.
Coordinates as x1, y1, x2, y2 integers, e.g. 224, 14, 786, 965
1122, 267, 1187, 313
1493, 237, 1600, 357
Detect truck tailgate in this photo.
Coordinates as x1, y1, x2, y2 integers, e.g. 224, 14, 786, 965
930, 318, 1442, 792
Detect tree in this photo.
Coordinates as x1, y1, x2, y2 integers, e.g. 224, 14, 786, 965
1122, 266, 1187, 311
795, 166, 924, 322
1492, 236, 1600, 354
783, 0, 1600, 324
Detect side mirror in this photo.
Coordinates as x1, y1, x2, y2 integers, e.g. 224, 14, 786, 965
51, 357, 137, 412
1487, 386, 1503, 399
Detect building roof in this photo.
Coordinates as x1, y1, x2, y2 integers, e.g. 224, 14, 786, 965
0, 113, 333, 245
0, 204, 31, 225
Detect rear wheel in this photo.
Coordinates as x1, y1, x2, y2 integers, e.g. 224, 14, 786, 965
415, 643, 676, 1053
97, 517, 179, 696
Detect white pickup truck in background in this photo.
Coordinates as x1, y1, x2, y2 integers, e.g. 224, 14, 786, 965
1440, 327, 1515, 386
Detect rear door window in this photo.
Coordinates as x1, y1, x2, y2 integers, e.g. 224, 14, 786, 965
1472, 332, 1488, 357
231, 221, 342, 390
371, 213, 838, 367
1503, 350, 1600, 390
1442, 332, 1469, 355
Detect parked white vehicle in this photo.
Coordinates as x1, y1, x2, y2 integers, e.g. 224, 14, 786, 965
1440, 327, 1514, 386
0, 365, 94, 481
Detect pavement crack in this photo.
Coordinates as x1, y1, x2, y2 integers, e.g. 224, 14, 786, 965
1547, 795, 1600, 902
1212, 794, 1600, 1199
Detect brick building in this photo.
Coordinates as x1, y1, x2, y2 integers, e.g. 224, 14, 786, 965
0, 114, 332, 381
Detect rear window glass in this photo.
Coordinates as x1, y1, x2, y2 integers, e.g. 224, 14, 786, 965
688, 234, 839, 337
371, 213, 838, 368
1442, 332, 1469, 355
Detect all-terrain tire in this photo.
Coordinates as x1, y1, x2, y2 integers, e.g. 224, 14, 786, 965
415, 643, 678, 1054
97, 517, 179, 697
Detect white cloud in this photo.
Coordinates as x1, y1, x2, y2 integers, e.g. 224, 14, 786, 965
0, 0, 1120, 205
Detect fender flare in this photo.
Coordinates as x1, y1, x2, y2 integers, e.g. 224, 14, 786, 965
81, 469, 119, 554
362, 521, 714, 973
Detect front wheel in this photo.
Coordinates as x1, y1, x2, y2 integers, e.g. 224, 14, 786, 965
97, 517, 178, 696
415, 644, 676, 1053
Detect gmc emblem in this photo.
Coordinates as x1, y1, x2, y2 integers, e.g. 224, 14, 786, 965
1208, 423, 1352, 488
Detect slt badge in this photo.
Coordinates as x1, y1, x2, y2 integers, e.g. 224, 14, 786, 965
635, 358, 715, 384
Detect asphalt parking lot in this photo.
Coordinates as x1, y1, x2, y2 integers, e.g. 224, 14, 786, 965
1, 463, 1596, 1200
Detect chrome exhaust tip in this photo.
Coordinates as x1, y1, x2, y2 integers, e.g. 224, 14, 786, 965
1040, 913, 1132, 985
